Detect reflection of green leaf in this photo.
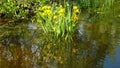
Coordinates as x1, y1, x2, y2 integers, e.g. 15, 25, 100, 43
65, 34, 68, 41
10, 43, 15, 48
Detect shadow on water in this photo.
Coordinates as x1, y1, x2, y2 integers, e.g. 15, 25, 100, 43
0, 2, 120, 68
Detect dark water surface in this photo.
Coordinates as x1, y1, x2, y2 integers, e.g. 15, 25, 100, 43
1, 22, 120, 68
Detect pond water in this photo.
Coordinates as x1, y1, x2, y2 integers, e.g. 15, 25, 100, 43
0, 3, 120, 68
104, 46, 120, 68
1, 21, 120, 68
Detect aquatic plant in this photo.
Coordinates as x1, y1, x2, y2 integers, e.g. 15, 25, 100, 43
75, 0, 115, 8
36, 3, 80, 40
56, 0, 115, 8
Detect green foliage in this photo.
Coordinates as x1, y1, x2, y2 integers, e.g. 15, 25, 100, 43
54, 0, 115, 8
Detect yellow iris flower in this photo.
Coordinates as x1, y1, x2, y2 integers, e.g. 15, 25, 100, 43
73, 6, 78, 10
